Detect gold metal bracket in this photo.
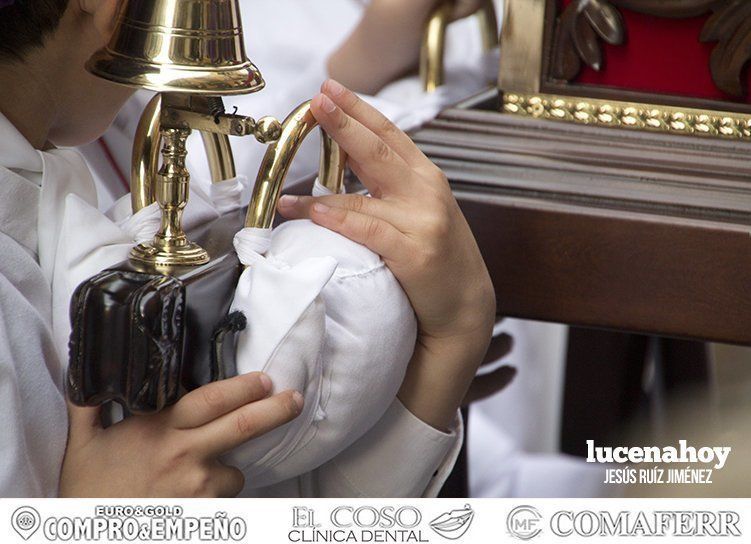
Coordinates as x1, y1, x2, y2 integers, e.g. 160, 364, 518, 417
129, 92, 284, 267
420, 0, 499, 93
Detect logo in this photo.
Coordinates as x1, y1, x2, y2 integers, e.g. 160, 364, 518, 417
290, 505, 428, 543
429, 504, 475, 540
507, 506, 542, 541
11, 507, 40, 541
550, 510, 741, 537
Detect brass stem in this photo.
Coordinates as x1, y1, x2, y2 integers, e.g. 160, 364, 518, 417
130, 126, 209, 266
420, 1, 453, 94
420, 0, 499, 93
245, 100, 346, 229
154, 127, 191, 248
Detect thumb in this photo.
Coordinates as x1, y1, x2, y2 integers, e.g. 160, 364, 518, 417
66, 400, 102, 443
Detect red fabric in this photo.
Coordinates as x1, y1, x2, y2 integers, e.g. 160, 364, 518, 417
558, 0, 750, 104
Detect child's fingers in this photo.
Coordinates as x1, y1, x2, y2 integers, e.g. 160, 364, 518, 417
278, 193, 405, 228
320, 79, 430, 169
310, 94, 410, 196
169, 372, 272, 430
193, 391, 303, 457
66, 400, 102, 443
306, 202, 412, 263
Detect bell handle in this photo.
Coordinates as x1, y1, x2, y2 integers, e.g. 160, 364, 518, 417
245, 100, 346, 229
131, 94, 238, 213
419, 0, 499, 93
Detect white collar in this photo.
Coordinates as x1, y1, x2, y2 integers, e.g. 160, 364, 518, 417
0, 111, 44, 174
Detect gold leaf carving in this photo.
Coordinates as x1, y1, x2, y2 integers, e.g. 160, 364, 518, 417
503, 92, 751, 139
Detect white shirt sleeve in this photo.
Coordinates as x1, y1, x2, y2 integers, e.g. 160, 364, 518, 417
306, 399, 463, 498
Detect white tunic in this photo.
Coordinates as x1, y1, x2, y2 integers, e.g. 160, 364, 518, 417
0, 114, 69, 497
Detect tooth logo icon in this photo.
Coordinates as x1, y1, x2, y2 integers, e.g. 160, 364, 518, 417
429, 504, 475, 540
11, 507, 41, 541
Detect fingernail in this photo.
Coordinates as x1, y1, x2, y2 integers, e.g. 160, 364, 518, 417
325, 79, 346, 97
259, 373, 272, 392
292, 391, 304, 412
313, 203, 330, 214
278, 195, 298, 208
318, 94, 337, 114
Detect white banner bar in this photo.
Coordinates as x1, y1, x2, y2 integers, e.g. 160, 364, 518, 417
0, 498, 747, 544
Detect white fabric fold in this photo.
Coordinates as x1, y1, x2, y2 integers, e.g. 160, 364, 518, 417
210, 175, 249, 215
312, 178, 346, 197
225, 216, 417, 489
233, 227, 273, 260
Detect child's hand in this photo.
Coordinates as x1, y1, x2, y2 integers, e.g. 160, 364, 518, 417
60, 373, 303, 497
328, 0, 488, 94
277, 80, 495, 430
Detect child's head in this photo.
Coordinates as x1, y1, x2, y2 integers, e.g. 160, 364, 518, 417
0, 0, 133, 147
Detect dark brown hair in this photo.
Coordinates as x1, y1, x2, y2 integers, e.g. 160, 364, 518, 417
0, 0, 70, 62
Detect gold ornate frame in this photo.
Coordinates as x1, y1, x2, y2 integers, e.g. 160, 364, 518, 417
499, 0, 751, 140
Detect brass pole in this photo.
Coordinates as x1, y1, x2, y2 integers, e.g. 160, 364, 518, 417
130, 127, 210, 266
420, 0, 499, 93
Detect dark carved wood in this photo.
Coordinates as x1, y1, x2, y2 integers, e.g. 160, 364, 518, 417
701, 1, 751, 97
550, 0, 751, 98
412, 89, 751, 346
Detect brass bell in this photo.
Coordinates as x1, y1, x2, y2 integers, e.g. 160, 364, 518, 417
87, 0, 264, 95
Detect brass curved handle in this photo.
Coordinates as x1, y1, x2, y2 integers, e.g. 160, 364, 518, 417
245, 100, 346, 229
419, 0, 499, 93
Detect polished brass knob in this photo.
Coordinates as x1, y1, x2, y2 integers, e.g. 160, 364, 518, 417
254, 117, 284, 144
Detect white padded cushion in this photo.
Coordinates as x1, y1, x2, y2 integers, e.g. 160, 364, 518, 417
223, 219, 417, 488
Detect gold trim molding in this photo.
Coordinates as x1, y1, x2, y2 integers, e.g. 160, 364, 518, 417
503, 92, 751, 140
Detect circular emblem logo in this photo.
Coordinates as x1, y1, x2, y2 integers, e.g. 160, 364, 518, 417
507, 505, 543, 540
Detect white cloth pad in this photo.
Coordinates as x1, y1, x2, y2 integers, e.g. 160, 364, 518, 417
224, 192, 417, 488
